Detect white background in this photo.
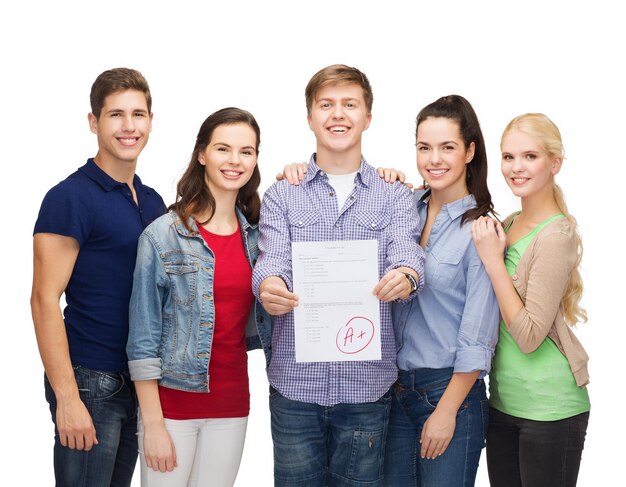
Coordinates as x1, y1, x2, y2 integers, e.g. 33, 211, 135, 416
1, 1, 623, 485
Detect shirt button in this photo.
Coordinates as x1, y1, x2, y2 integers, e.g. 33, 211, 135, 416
298, 221, 304, 225
329, 192, 335, 197
512, 274, 518, 281
371, 223, 377, 228
335, 223, 340, 228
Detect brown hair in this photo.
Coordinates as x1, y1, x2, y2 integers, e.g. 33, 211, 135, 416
416, 95, 495, 224
169, 107, 261, 231
90, 68, 152, 119
502, 113, 587, 326
305, 64, 373, 114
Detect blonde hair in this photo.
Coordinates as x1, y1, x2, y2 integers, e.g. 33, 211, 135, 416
503, 113, 587, 326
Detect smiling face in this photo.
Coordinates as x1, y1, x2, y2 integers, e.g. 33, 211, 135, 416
307, 83, 371, 170
500, 128, 561, 199
416, 117, 475, 203
88, 89, 152, 168
198, 123, 258, 199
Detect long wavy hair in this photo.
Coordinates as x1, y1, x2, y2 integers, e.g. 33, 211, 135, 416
169, 107, 261, 231
415, 95, 495, 224
502, 113, 587, 326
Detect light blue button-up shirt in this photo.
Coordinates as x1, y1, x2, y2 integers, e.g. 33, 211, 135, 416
393, 190, 499, 378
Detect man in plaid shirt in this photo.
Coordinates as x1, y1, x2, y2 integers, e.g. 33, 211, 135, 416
252, 64, 425, 487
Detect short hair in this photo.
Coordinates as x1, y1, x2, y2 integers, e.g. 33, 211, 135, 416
90, 68, 152, 119
305, 64, 373, 114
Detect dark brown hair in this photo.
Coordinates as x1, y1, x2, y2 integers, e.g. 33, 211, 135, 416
169, 107, 261, 230
90, 68, 152, 118
305, 64, 373, 114
416, 95, 495, 224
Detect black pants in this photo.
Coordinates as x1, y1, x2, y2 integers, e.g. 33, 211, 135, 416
486, 407, 589, 487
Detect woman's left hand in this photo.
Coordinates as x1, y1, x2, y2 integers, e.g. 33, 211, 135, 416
420, 408, 456, 460
376, 167, 413, 189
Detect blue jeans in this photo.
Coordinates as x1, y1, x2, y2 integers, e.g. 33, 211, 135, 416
269, 386, 392, 486
384, 368, 488, 487
44, 366, 138, 487
486, 407, 589, 487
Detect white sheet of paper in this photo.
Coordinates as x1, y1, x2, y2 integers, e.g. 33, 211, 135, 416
292, 239, 381, 363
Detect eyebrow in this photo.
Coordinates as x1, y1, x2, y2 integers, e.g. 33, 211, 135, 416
318, 97, 360, 103
106, 108, 149, 114
416, 140, 459, 145
213, 142, 256, 151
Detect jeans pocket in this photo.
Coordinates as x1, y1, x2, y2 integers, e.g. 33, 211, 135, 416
422, 383, 448, 411
75, 367, 126, 402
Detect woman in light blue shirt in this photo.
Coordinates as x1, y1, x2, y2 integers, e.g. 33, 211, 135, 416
384, 95, 500, 487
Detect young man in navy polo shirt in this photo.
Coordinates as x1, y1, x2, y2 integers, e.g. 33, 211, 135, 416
31, 68, 166, 487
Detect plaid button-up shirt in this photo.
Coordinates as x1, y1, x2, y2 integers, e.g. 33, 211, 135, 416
253, 156, 425, 406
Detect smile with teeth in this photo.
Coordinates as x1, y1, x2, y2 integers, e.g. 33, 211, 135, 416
329, 125, 349, 133
118, 137, 139, 146
221, 170, 243, 177
512, 177, 529, 185
428, 168, 449, 176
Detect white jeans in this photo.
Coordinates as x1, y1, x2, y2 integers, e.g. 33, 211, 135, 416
138, 416, 248, 487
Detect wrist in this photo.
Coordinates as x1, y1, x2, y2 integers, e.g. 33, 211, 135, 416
401, 272, 418, 293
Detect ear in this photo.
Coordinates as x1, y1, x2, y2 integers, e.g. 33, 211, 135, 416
148, 112, 153, 134
465, 141, 476, 164
363, 112, 372, 131
198, 153, 206, 166
88, 112, 98, 134
308, 114, 314, 131
551, 157, 563, 175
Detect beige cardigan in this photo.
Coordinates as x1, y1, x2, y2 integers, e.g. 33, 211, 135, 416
503, 213, 590, 387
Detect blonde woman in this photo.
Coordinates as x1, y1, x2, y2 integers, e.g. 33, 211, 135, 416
472, 113, 590, 487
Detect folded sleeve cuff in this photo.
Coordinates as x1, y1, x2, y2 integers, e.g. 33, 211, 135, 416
128, 357, 163, 382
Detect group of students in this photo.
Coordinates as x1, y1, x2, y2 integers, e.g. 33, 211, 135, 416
31, 64, 590, 487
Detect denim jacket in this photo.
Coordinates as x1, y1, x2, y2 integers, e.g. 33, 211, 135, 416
127, 210, 272, 392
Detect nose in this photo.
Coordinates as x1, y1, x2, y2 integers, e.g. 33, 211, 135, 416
511, 156, 524, 172
229, 151, 241, 165
430, 149, 441, 165
121, 114, 135, 132
332, 104, 345, 119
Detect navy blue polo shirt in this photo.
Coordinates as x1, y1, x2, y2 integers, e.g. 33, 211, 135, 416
34, 159, 166, 372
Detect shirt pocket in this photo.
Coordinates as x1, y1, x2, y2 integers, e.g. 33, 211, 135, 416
354, 211, 391, 238
287, 209, 322, 241
427, 245, 464, 292
164, 260, 200, 304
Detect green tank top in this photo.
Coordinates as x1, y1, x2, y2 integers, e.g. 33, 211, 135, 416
489, 213, 590, 420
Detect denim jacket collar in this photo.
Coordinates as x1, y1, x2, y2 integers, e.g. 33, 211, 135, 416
172, 207, 256, 238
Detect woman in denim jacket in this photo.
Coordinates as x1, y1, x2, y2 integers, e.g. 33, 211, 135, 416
127, 107, 271, 487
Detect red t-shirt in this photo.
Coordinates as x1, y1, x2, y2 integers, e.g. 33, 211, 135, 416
159, 222, 253, 419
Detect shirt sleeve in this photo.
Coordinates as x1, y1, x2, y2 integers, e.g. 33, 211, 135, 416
127, 230, 168, 381
454, 243, 500, 377
252, 183, 294, 298
384, 185, 426, 292
509, 230, 577, 353
33, 181, 94, 246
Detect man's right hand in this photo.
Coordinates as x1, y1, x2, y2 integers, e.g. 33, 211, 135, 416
56, 395, 98, 451
259, 276, 299, 315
